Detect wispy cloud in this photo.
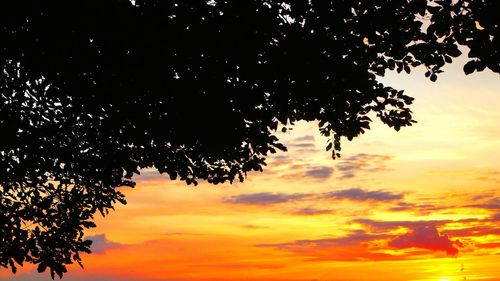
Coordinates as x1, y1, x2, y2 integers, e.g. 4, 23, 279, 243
191, 263, 283, 269
354, 218, 451, 232
255, 230, 396, 261
388, 201, 448, 214
288, 135, 316, 149
241, 224, 271, 229
290, 207, 335, 216
442, 225, 500, 237
224, 188, 404, 207
324, 188, 403, 202
466, 197, 500, 210
257, 230, 387, 249
223, 192, 310, 205
335, 153, 392, 179
305, 166, 334, 180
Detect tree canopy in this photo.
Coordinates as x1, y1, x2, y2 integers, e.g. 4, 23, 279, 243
1, 0, 499, 278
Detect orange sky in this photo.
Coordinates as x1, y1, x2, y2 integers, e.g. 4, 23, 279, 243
2, 61, 499, 281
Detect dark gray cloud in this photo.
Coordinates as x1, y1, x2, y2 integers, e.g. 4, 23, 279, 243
86, 234, 121, 254
305, 166, 333, 180
223, 192, 310, 205
324, 188, 403, 202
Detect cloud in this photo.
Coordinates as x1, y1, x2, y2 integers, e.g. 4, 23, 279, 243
289, 136, 315, 148
268, 154, 290, 167
292, 135, 315, 142
259, 230, 387, 248
257, 229, 387, 249
290, 143, 316, 148
356, 214, 500, 235
335, 153, 392, 179
485, 212, 500, 222
241, 224, 270, 229
466, 197, 500, 210
305, 166, 333, 180
475, 242, 500, 249
324, 188, 403, 202
388, 201, 447, 214
256, 224, 467, 261
471, 192, 497, 201
354, 218, 451, 232
279, 164, 334, 181
223, 192, 310, 205
442, 226, 500, 237
256, 230, 395, 261
389, 226, 461, 256
86, 234, 121, 254
291, 207, 334, 216
191, 263, 283, 269
135, 168, 166, 181
161, 232, 206, 236
224, 188, 405, 207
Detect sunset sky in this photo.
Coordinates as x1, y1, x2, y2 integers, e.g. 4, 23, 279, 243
2, 59, 499, 280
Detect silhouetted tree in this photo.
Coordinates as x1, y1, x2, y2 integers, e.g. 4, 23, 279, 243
1, 0, 498, 278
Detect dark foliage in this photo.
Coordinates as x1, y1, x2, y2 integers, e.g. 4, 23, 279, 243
1, 0, 498, 278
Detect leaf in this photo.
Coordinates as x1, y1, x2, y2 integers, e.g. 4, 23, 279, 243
37, 263, 47, 273
404, 65, 411, 74
325, 142, 332, 151
463, 60, 476, 75
13, 253, 24, 265
430, 73, 437, 82
273, 143, 287, 151
8, 260, 17, 274
476, 61, 486, 72
447, 47, 462, 58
